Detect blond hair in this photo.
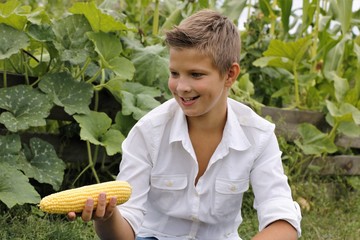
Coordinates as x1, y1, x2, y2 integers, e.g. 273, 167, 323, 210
165, 9, 241, 76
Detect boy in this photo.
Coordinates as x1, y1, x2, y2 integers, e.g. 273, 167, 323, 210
68, 9, 301, 240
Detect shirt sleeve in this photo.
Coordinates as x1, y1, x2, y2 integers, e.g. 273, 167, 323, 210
250, 131, 302, 237
116, 122, 153, 234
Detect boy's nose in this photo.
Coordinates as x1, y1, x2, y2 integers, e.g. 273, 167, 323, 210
176, 77, 191, 93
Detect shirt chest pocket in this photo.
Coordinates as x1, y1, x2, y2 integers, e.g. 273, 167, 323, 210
212, 178, 249, 220
150, 174, 188, 212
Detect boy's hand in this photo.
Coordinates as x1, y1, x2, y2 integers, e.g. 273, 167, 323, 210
67, 193, 118, 222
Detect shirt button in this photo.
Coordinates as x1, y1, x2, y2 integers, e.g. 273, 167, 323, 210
230, 185, 237, 192
166, 180, 173, 187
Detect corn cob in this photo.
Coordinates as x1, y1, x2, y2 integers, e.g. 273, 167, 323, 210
39, 181, 132, 214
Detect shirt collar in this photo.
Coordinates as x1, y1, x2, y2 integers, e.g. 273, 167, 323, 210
223, 102, 251, 151
169, 101, 251, 151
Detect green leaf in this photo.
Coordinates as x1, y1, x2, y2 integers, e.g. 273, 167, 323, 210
101, 128, 125, 155
326, 71, 349, 102
0, 85, 53, 132
296, 123, 338, 155
0, 0, 28, 30
0, 134, 36, 179
263, 38, 311, 61
326, 100, 360, 124
238, 73, 254, 95
69, 1, 128, 32
112, 111, 137, 136
253, 56, 294, 72
278, 0, 292, 34
27, 138, 66, 191
0, 133, 21, 162
253, 37, 312, 72
87, 31, 122, 61
337, 121, 360, 138
220, 0, 247, 23
0, 23, 29, 60
108, 57, 135, 80
259, 0, 272, 17
39, 72, 93, 115
120, 82, 161, 120
132, 44, 169, 91
301, 0, 316, 33
73, 111, 124, 155
52, 14, 94, 65
323, 35, 350, 76
160, 8, 183, 31
26, 23, 56, 42
88, 31, 135, 80
332, 0, 353, 34
0, 162, 41, 209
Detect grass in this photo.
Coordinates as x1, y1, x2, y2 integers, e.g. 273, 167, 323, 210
1, 177, 358, 240
238, 176, 360, 239
0, 204, 98, 240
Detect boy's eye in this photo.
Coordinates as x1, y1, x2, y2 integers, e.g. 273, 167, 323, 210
170, 71, 179, 77
191, 73, 203, 78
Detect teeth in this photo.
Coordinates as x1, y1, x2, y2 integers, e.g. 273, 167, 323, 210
183, 97, 194, 101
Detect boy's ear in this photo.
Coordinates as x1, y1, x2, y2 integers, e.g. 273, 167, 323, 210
225, 63, 240, 87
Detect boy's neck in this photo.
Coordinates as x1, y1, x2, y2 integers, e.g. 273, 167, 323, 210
186, 107, 228, 134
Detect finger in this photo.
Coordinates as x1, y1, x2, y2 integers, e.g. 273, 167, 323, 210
104, 196, 117, 219
81, 198, 94, 222
94, 192, 106, 218
67, 211, 77, 221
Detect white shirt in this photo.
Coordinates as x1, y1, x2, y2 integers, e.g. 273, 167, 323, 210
117, 98, 302, 240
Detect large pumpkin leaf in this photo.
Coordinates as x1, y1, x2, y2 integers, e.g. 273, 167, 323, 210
0, 85, 53, 132
120, 82, 161, 120
0, 162, 40, 209
131, 44, 169, 93
74, 111, 124, 155
103, 77, 124, 103
69, 1, 128, 33
0, 133, 21, 162
87, 32, 135, 80
51, 14, 94, 65
39, 72, 93, 115
26, 138, 66, 191
26, 23, 56, 42
0, 134, 36, 179
0, 23, 29, 60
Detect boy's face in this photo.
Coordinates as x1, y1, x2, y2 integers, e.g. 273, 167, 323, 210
168, 48, 234, 118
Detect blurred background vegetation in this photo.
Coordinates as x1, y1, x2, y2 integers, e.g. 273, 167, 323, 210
0, 0, 359, 239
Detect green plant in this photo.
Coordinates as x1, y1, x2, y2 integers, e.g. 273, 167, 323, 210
245, 0, 360, 157
0, 0, 173, 209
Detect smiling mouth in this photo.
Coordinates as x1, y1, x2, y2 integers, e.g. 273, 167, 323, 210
181, 96, 199, 102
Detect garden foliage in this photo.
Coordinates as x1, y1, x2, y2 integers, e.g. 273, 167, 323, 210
0, 0, 359, 210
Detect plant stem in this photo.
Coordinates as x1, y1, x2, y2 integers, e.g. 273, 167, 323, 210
328, 121, 340, 142
87, 141, 100, 183
293, 65, 300, 108
152, 0, 159, 36
72, 164, 91, 186
311, 0, 320, 72
86, 68, 102, 83
74, 57, 91, 80
269, 0, 277, 38
3, 61, 7, 88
